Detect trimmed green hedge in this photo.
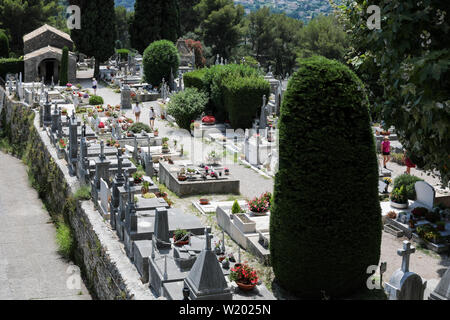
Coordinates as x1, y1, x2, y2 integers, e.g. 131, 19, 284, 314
0, 58, 23, 79
183, 68, 207, 91
116, 48, 129, 61
167, 87, 208, 130
223, 75, 270, 129
183, 64, 266, 124
143, 40, 180, 88
270, 56, 381, 298
129, 122, 152, 133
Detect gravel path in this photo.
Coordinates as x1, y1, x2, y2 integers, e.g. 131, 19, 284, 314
0, 152, 91, 300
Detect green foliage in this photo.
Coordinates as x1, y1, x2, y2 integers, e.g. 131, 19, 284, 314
115, 6, 133, 49
337, 0, 450, 186
223, 75, 270, 129
56, 222, 74, 260
393, 174, 424, 200
0, 57, 23, 79
167, 87, 208, 130
74, 186, 91, 201
194, 0, 245, 58
270, 56, 381, 298
130, 0, 180, 53
174, 228, 189, 241
296, 14, 348, 62
390, 186, 408, 204
89, 95, 104, 105
143, 40, 180, 87
59, 46, 69, 86
128, 122, 152, 133
179, 0, 201, 35
231, 200, 243, 214
116, 48, 129, 61
70, 0, 116, 77
0, 0, 65, 54
0, 30, 9, 58
183, 68, 207, 91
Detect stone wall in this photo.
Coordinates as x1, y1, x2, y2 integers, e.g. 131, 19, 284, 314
0, 87, 154, 300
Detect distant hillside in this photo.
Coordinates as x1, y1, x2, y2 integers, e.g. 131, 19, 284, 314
114, 0, 336, 21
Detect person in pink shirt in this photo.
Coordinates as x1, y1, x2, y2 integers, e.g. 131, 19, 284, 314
381, 136, 391, 169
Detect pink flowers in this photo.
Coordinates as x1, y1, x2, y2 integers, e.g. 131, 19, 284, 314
247, 193, 271, 213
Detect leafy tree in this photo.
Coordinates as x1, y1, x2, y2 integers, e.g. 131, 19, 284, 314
336, 0, 450, 186
0, 30, 9, 58
271, 56, 381, 298
130, 0, 180, 54
59, 46, 69, 86
297, 14, 348, 62
70, 0, 116, 77
195, 0, 244, 59
246, 7, 274, 60
0, 0, 64, 54
143, 40, 180, 88
167, 87, 208, 130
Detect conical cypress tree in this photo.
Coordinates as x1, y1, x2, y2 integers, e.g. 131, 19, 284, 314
270, 56, 381, 298
0, 30, 9, 58
130, 0, 180, 54
59, 46, 69, 86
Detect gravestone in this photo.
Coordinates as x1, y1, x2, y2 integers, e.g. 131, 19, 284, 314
154, 207, 171, 250
184, 227, 232, 300
414, 181, 435, 209
99, 178, 110, 218
77, 125, 89, 185
68, 112, 78, 175
51, 104, 58, 133
385, 241, 427, 300
43, 92, 52, 126
259, 95, 267, 130
121, 85, 132, 109
110, 150, 126, 230
57, 107, 62, 139
92, 141, 111, 203
429, 267, 450, 300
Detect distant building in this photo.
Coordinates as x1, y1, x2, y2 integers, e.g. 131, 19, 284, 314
23, 24, 77, 83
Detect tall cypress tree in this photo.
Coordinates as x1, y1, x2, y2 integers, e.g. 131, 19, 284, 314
59, 46, 69, 86
0, 30, 9, 58
69, 0, 116, 77
130, 0, 180, 54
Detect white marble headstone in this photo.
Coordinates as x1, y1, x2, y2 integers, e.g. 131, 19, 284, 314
414, 181, 435, 209
99, 178, 110, 216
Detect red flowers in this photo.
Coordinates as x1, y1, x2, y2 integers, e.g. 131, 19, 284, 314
202, 115, 216, 124
98, 122, 105, 129
229, 263, 258, 285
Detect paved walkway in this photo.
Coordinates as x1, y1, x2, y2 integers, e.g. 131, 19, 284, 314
0, 152, 91, 300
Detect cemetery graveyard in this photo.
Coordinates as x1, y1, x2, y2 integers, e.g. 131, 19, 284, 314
0, 3, 449, 302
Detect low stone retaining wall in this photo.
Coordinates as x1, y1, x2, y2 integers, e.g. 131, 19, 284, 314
0, 88, 154, 300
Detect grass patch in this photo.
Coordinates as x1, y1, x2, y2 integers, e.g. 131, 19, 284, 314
74, 185, 91, 201
56, 222, 74, 260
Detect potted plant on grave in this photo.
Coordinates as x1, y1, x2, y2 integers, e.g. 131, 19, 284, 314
62, 108, 68, 116
153, 128, 159, 136
224, 167, 230, 175
178, 168, 187, 181
133, 171, 144, 184
199, 198, 209, 205
162, 143, 170, 154
247, 195, 270, 216
387, 211, 397, 220
58, 138, 67, 150
141, 181, 150, 195
383, 177, 392, 193
231, 200, 244, 219
106, 138, 116, 147
206, 150, 221, 165
214, 241, 223, 255
143, 193, 156, 199
229, 263, 259, 292
390, 186, 408, 209
173, 229, 190, 246
210, 170, 218, 179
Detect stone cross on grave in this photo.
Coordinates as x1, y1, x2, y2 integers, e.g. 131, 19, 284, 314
100, 140, 106, 161
82, 123, 86, 138
216, 54, 220, 65
117, 149, 123, 177
205, 227, 213, 251
398, 241, 415, 273
57, 107, 62, 139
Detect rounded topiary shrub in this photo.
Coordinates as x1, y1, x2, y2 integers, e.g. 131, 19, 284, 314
129, 122, 152, 134
89, 95, 104, 105
270, 56, 381, 298
143, 40, 180, 88
167, 87, 208, 130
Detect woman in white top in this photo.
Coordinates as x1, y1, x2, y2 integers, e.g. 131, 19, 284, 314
92, 78, 97, 95
133, 102, 141, 123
